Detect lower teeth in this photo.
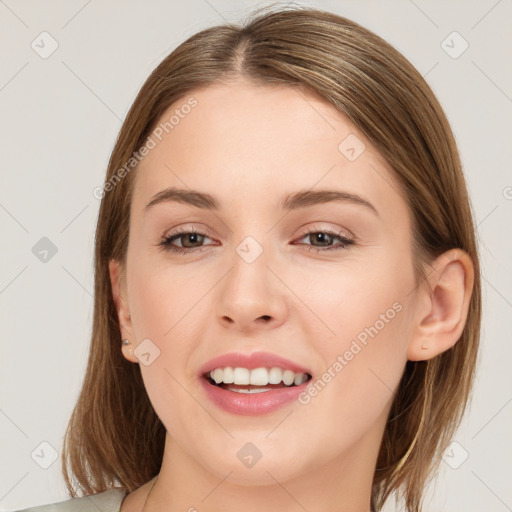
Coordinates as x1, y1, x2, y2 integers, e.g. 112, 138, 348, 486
226, 387, 273, 394
217, 383, 297, 393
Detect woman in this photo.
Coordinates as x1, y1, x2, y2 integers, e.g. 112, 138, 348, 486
16, 5, 480, 512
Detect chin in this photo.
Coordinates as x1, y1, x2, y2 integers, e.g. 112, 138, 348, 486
197, 439, 313, 487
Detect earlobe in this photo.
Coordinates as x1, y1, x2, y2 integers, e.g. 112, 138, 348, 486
109, 259, 138, 364
408, 249, 474, 361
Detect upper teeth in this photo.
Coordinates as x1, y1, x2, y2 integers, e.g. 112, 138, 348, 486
209, 367, 308, 386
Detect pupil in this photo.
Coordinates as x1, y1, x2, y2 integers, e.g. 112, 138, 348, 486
184, 233, 201, 247
314, 233, 331, 246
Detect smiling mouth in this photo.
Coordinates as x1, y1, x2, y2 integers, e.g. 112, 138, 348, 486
203, 367, 313, 394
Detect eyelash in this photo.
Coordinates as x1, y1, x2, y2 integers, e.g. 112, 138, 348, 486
158, 226, 354, 255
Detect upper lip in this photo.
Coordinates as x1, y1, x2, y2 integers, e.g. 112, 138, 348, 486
199, 351, 312, 377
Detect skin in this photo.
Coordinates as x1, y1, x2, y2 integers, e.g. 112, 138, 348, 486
110, 79, 474, 512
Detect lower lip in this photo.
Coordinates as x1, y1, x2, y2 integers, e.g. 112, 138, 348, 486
199, 377, 309, 416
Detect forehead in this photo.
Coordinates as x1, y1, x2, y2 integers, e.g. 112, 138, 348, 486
131, 80, 406, 219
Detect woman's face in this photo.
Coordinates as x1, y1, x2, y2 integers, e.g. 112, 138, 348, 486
112, 79, 421, 485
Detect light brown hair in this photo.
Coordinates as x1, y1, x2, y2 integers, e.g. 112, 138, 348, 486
62, 6, 481, 511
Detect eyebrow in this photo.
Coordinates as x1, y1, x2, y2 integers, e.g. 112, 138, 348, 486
144, 187, 378, 216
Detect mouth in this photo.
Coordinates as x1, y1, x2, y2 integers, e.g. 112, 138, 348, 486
198, 352, 313, 415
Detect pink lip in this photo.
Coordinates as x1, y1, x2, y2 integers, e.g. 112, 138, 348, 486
198, 351, 312, 416
199, 377, 310, 416
199, 351, 311, 375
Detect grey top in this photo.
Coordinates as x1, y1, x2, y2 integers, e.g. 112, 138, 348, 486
12, 489, 127, 512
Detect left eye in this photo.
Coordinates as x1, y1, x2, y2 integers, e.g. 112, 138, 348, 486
293, 230, 354, 252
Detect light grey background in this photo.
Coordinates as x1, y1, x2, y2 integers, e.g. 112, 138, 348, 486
1, 1, 511, 511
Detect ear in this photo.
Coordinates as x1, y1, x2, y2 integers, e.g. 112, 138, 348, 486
109, 259, 138, 363
408, 249, 474, 361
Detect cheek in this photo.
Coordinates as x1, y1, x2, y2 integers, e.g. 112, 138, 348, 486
127, 264, 210, 444
295, 248, 415, 420
292, 294, 413, 469
300, 246, 414, 351
126, 256, 211, 392
128, 256, 206, 344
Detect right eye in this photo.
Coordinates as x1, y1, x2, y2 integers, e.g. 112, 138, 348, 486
159, 228, 215, 254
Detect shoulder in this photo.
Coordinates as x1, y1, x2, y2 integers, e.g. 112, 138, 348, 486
13, 488, 127, 512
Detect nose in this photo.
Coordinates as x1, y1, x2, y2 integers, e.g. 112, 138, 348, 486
215, 242, 287, 333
